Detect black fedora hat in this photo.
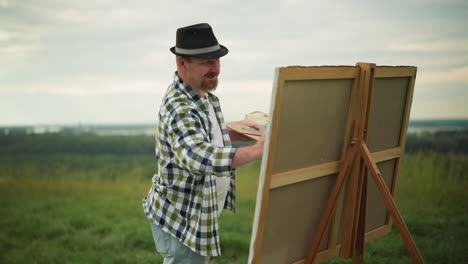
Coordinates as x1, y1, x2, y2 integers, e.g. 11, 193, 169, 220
170, 23, 228, 59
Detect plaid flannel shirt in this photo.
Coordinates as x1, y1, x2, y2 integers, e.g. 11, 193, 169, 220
143, 72, 237, 257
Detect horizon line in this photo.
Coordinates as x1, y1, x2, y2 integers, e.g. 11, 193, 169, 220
1, 118, 468, 127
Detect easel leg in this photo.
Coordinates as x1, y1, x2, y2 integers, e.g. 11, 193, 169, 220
361, 143, 425, 264
352, 170, 367, 264
304, 145, 358, 264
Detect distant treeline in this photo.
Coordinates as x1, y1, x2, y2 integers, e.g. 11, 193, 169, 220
405, 130, 468, 154
0, 133, 154, 155
408, 119, 468, 128
1, 130, 468, 155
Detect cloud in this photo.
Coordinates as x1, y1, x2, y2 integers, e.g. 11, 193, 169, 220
418, 66, 468, 84
0, 43, 38, 54
0, 29, 11, 42
387, 39, 468, 52
1, 0, 468, 124
18, 78, 168, 96
216, 80, 274, 121
218, 80, 273, 95
51, 6, 160, 29
13, 77, 273, 97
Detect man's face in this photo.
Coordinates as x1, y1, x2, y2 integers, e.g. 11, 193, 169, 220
182, 57, 221, 93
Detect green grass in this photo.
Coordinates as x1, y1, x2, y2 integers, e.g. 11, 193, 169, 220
0, 176, 159, 264
0, 152, 467, 263
391, 152, 468, 263
325, 152, 468, 264
0, 154, 261, 264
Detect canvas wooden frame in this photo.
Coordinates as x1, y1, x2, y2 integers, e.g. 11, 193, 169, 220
248, 64, 417, 264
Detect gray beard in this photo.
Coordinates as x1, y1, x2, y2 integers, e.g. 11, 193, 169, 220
200, 79, 218, 93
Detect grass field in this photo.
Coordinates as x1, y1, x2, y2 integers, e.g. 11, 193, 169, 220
1, 148, 467, 263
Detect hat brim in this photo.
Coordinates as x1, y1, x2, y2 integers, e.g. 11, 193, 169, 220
170, 45, 228, 59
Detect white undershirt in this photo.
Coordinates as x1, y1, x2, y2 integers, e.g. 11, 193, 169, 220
201, 95, 230, 217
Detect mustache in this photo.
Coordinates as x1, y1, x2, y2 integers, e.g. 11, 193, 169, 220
205, 72, 219, 78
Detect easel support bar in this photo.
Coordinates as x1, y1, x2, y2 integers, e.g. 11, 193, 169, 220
304, 143, 359, 264
361, 143, 425, 264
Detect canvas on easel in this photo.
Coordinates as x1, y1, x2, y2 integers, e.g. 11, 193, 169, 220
248, 64, 421, 264
342, 66, 418, 248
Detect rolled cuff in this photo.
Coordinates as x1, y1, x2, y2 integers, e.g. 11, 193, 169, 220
212, 146, 238, 176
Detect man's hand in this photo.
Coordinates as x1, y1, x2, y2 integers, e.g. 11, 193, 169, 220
231, 129, 266, 168
251, 131, 266, 159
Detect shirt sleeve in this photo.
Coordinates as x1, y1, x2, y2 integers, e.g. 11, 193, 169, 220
168, 110, 237, 177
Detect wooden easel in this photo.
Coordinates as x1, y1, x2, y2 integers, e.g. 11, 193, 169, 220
303, 63, 425, 264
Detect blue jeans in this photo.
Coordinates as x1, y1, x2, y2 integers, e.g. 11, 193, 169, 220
150, 222, 210, 264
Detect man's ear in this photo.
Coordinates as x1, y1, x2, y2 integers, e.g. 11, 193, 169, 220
176, 56, 185, 68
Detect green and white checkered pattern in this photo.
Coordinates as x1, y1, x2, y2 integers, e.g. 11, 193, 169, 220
143, 72, 237, 257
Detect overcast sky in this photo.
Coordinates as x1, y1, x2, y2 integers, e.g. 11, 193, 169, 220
1, 0, 467, 125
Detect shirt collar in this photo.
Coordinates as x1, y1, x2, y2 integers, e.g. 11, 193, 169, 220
173, 72, 210, 111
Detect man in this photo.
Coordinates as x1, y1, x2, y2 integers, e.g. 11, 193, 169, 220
142, 23, 265, 263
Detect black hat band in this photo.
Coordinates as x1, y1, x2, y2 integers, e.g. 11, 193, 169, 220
175, 44, 221, 55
